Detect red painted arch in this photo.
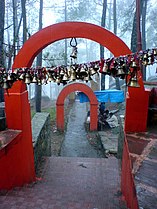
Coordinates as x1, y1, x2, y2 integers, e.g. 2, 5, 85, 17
56, 82, 98, 131
10, 21, 148, 132
12, 21, 132, 68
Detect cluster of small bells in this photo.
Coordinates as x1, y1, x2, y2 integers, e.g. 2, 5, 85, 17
100, 48, 157, 87
0, 48, 157, 90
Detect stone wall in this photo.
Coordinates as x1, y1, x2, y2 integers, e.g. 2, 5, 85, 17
32, 112, 51, 170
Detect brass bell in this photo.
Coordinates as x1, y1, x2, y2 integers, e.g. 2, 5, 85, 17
55, 77, 61, 85
13, 68, 19, 74
79, 65, 88, 77
47, 73, 54, 82
2, 78, 10, 89
127, 76, 140, 88
42, 78, 47, 84
7, 74, 12, 81
153, 49, 157, 56
70, 70, 76, 81
102, 63, 108, 74
117, 66, 125, 76
62, 73, 69, 81
84, 75, 92, 83
25, 73, 31, 84
70, 46, 77, 59
90, 67, 97, 76
60, 68, 65, 75
32, 75, 38, 83
37, 78, 42, 85
19, 73, 25, 80
143, 54, 148, 65
94, 63, 99, 70
131, 61, 137, 68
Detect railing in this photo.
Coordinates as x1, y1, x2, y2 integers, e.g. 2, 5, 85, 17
121, 135, 139, 209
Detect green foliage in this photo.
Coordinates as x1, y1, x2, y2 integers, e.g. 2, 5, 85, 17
42, 106, 56, 121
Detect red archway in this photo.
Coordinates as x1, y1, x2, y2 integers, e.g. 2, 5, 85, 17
12, 22, 131, 68
56, 83, 98, 131
9, 21, 149, 133
2, 21, 150, 189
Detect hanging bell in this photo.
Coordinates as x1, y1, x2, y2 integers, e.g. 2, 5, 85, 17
153, 49, 157, 57
117, 66, 125, 76
84, 74, 92, 83
32, 75, 38, 83
42, 78, 47, 85
19, 73, 25, 80
55, 77, 61, 85
102, 63, 109, 74
70, 46, 77, 59
47, 73, 54, 82
147, 51, 154, 65
2, 78, 10, 89
13, 68, 19, 74
7, 74, 12, 81
131, 61, 137, 68
70, 70, 76, 81
143, 54, 149, 65
79, 65, 88, 78
37, 78, 42, 85
127, 76, 140, 88
25, 73, 31, 84
60, 68, 65, 75
62, 73, 69, 81
67, 66, 72, 77
94, 63, 99, 71
90, 67, 97, 76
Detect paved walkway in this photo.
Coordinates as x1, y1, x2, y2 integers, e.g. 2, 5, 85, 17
60, 101, 103, 157
0, 157, 126, 209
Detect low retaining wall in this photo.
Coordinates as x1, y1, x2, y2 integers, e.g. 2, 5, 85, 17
32, 112, 51, 170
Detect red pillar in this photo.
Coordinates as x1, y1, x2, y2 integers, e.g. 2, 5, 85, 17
56, 103, 64, 131
90, 104, 98, 131
1, 81, 36, 189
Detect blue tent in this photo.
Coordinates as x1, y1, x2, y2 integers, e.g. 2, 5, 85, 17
78, 90, 125, 103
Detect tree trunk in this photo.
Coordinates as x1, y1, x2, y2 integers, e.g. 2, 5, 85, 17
21, 0, 27, 43
131, 0, 144, 52
113, 0, 120, 90
141, 0, 147, 81
0, 0, 5, 102
0, 0, 5, 67
100, 0, 107, 90
35, 0, 43, 112
131, 0, 147, 81
64, 0, 67, 66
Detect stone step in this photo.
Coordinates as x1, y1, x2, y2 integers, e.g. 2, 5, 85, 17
0, 117, 6, 131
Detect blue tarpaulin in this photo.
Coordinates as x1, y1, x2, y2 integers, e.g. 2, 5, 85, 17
78, 90, 124, 103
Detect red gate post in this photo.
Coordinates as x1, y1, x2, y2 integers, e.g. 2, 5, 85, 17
1, 81, 36, 189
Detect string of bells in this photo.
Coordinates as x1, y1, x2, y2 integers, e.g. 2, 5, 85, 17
0, 48, 157, 90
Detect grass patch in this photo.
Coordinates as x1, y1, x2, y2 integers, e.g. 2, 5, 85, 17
31, 106, 56, 122
41, 106, 56, 121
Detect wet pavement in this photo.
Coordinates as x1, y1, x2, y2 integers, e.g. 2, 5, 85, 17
0, 157, 127, 209
60, 100, 104, 158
